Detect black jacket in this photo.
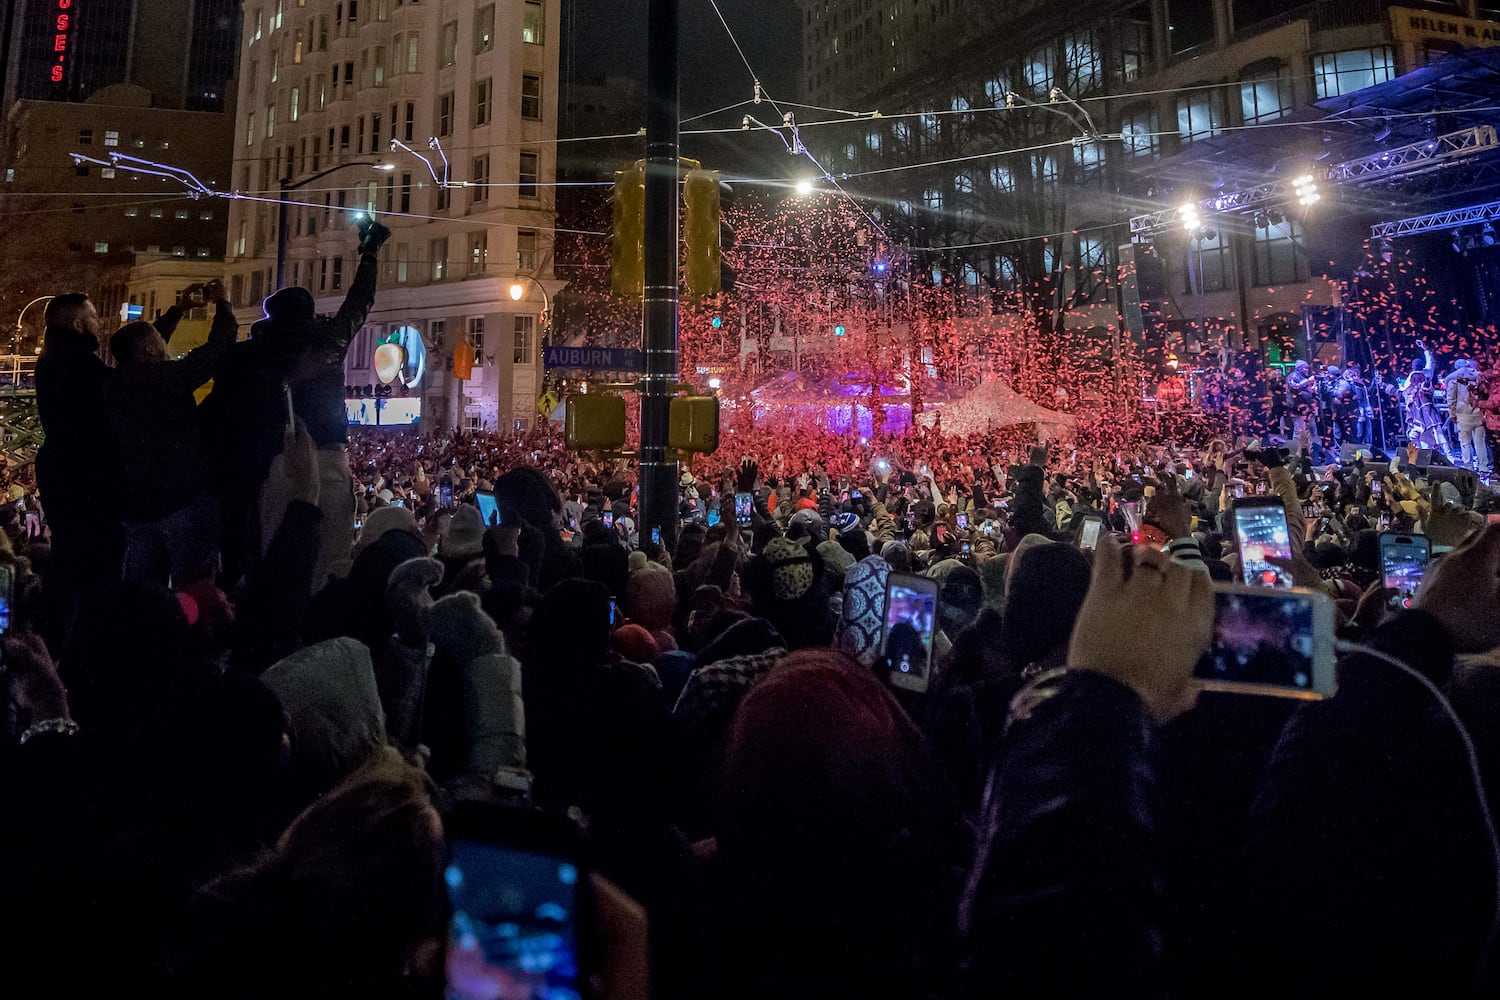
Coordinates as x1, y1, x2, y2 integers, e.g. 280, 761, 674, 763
959, 670, 1168, 998
104, 302, 238, 520
35, 326, 120, 520
1238, 610, 1496, 996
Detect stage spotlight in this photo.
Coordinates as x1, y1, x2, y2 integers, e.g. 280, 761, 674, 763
1482, 222, 1496, 247
1293, 174, 1319, 206
1453, 231, 1466, 254
1179, 202, 1201, 232
1253, 211, 1269, 229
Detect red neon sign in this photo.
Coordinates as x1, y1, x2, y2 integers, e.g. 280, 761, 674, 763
50, 0, 73, 84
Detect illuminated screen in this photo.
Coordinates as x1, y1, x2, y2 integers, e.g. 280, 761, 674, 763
345, 397, 422, 426
445, 840, 580, 1000
884, 583, 936, 678
1381, 540, 1428, 609
1197, 589, 1317, 690
1236, 505, 1293, 587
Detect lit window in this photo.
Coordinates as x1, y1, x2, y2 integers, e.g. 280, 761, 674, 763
989, 163, 1015, 193
517, 229, 537, 270
104, 130, 119, 147
1120, 106, 1159, 157
523, 0, 543, 44
431, 237, 448, 280
101, 167, 116, 179
94, 242, 109, 253
150, 207, 164, 219
1024, 43, 1055, 94
1177, 88, 1223, 143
1313, 46, 1395, 99
124, 206, 139, 217
200, 210, 213, 220
468, 231, 488, 273
1240, 61, 1292, 124
172, 246, 187, 257
470, 155, 490, 203
1063, 31, 1100, 92
175, 209, 189, 219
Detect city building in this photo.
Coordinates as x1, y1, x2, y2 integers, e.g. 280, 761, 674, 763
795, 0, 1500, 371
2, 0, 241, 112
223, 0, 563, 434
0, 83, 234, 329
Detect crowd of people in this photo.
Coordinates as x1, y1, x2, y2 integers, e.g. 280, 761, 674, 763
5, 228, 1500, 998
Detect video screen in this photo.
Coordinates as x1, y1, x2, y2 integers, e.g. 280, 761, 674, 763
345, 397, 422, 426
474, 492, 501, 528
1196, 589, 1316, 691
1237, 505, 1293, 587
1382, 542, 1428, 609
884, 583, 936, 679
445, 840, 581, 1000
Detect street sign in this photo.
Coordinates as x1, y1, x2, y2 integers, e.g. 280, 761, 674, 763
536, 391, 560, 417
543, 346, 645, 371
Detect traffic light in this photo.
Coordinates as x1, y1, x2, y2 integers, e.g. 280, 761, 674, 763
683, 167, 720, 300
669, 395, 720, 454
566, 393, 628, 450
611, 161, 645, 297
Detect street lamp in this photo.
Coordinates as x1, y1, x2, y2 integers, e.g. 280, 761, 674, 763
508, 275, 553, 347
13, 295, 53, 357
276, 161, 395, 289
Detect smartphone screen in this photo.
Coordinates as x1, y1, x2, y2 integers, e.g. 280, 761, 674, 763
1234, 501, 1294, 588
960, 540, 971, 556
884, 575, 938, 692
734, 492, 753, 525
651, 527, 661, 545
1380, 532, 1430, 609
440, 485, 454, 508
444, 839, 582, 1000
1078, 517, 1103, 550
956, 512, 969, 529
608, 596, 617, 627
602, 511, 614, 530
706, 508, 721, 527
475, 492, 501, 527
1195, 586, 1335, 698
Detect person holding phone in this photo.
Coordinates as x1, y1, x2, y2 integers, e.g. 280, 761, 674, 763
105, 283, 239, 586
202, 214, 391, 590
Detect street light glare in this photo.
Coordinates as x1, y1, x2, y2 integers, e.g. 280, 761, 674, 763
795, 179, 814, 197
509, 282, 526, 301
373, 163, 397, 171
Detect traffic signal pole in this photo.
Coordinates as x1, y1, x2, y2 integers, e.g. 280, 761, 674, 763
640, 0, 681, 551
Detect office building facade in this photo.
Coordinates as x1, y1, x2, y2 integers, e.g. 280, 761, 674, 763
223, 0, 562, 433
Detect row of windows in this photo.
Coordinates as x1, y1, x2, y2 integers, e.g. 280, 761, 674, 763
250, 0, 545, 50
83, 242, 213, 258
1185, 220, 1309, 291
77, 129, 172, 151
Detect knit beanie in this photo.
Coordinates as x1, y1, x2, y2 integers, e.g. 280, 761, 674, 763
836, 555, 891, 668
262, 637, 387, 792
611, 623, 660, 665
442, 504, 486, 558
353, 505, 420, 558
763, 536, 817, 601
831, 511, 860, 534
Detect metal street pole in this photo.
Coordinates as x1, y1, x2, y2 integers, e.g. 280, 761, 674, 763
275, 160, 392, 291
639, 0, 680, 551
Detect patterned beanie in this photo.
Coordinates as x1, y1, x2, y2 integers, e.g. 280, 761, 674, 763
763, 536, 817, 601
836, 555, 891, 668
831, 511, 860, 535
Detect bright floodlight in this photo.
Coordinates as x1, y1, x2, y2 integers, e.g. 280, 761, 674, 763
1293, 174, 1319, 206
708, 377, 722, 390
509, 282, 525, 301
1179, 203, 1201, 231
794, 178, 814, 197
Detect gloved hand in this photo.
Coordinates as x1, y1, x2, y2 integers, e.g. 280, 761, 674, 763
423, 591, 506, 664
358, 218, 392, 254
387, 557, 442, 645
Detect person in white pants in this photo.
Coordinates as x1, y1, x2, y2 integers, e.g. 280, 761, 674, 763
1448, 360, 1490, 476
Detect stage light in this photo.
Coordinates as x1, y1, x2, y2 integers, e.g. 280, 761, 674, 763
1482, 222, 1496, 247
1179, 203, 1201, 231
1253, 211, 1269, 229
873, 260, 889, 274
794, 178, 814, 197
708, 377, 722, 390
1293, 174, 1319, 206
1452, 231, 1465, 254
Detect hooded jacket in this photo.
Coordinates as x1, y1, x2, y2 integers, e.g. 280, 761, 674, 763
35, 324, 121, 518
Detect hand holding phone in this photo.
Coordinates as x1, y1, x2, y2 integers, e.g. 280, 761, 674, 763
883, 574, 939, 692
1379, 532, 1430, 609
1233, 498, 1294, 588
1195, 585, 1336, 699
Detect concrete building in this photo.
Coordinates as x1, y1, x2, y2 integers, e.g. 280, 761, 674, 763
796, 1, 1500, 367
222, 0, 563, 434
0, 83, 233, 326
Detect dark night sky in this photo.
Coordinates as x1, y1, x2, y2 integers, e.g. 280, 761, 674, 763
561, 0, 804, 177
